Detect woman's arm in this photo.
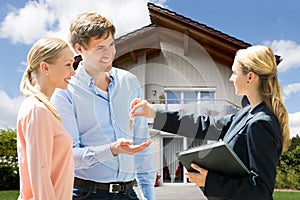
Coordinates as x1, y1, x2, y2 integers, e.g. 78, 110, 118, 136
25, 107, 57, 199
130, 98, 234, 139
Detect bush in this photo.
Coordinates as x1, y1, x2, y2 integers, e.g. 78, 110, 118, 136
0, 129, 19, 190
275, 144, 300, 189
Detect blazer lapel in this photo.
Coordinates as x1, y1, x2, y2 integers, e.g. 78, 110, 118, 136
223, 106, 252, 143
223, 102, 267, 144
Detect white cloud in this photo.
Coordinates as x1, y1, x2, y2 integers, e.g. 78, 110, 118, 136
264, 40, 300, 72
149, 0, 168, 7
289, 112, 300, 138
0, 90, 24, 129
0, 1, 56, 44
283, 83, 300, 97
0, 0, 161, 45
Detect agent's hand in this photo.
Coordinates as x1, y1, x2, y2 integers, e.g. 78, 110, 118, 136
185, 163, 208, 187
129, 98, 157, 118
110, 138, 151, 155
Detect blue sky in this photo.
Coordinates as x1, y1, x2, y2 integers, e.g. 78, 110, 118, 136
0, 0, 300, 137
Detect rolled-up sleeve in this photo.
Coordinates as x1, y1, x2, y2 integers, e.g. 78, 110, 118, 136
51, 89, 115, 170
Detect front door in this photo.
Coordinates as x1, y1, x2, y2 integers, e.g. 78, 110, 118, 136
162, 137, 184, 183
162, 136, 205, 184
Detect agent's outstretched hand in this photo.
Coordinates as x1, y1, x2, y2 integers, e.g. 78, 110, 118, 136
110, 138, 151, 155
129, 98, 157, 118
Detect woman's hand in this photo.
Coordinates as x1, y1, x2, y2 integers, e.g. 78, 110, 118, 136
185, 163, 208, 187
129, 98, 157, 118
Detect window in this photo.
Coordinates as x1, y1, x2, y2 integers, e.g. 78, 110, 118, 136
166, 91, 180, 104
183, 91, 198, 104
164, 87, 215, 105
200, 91, 215, 100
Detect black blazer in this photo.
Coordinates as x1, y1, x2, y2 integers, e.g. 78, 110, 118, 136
153, 101, 282, 200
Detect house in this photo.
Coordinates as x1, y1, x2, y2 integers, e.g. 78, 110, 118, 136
113, 3, 251, 185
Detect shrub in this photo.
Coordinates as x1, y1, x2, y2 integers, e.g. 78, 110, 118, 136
0, 129, 19, 190
275, 144, 300, 189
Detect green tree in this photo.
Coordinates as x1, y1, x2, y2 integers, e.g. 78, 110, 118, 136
276, 136, 300, 189
289, 134, 300, 151
0, 128, 19, 190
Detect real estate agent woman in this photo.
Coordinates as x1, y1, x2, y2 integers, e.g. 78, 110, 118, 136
130, 45, 290, 200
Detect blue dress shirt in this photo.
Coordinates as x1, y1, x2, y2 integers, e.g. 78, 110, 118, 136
51, 65, 156, 199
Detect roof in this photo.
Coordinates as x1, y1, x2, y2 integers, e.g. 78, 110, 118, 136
114, 3, 252, 67
147, 3, 249, 47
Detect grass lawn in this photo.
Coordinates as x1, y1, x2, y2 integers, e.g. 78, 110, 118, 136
0, 190, 19, 200
273, 190, 300, 200
0, 190, 299, 200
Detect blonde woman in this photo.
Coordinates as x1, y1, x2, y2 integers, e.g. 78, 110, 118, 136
130, 45, 290, 200
17, 37, 76, 200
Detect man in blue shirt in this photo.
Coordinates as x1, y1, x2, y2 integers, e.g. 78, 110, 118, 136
51, 13, 156, 200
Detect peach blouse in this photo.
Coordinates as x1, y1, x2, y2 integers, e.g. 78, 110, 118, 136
17, 96, 74, 200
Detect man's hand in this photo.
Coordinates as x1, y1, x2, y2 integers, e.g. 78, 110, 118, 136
110, 138, 151, 156
129, 98, 157, 118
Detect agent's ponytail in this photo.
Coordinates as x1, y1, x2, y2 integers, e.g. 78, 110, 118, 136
261, 75, 290, 151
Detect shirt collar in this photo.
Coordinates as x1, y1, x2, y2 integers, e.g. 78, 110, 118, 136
250, 101, 266, 115
76, 64, 115, 87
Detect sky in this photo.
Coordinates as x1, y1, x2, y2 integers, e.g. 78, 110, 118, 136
0, 0, 300, 138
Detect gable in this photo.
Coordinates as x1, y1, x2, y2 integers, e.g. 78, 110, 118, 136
114, 3, 251, 68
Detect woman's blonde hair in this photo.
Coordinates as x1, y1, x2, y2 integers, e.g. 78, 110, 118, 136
235, 45, 290, 151
20, 37, 69, 120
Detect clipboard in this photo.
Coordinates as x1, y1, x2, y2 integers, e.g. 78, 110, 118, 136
176, 140, 250, 177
